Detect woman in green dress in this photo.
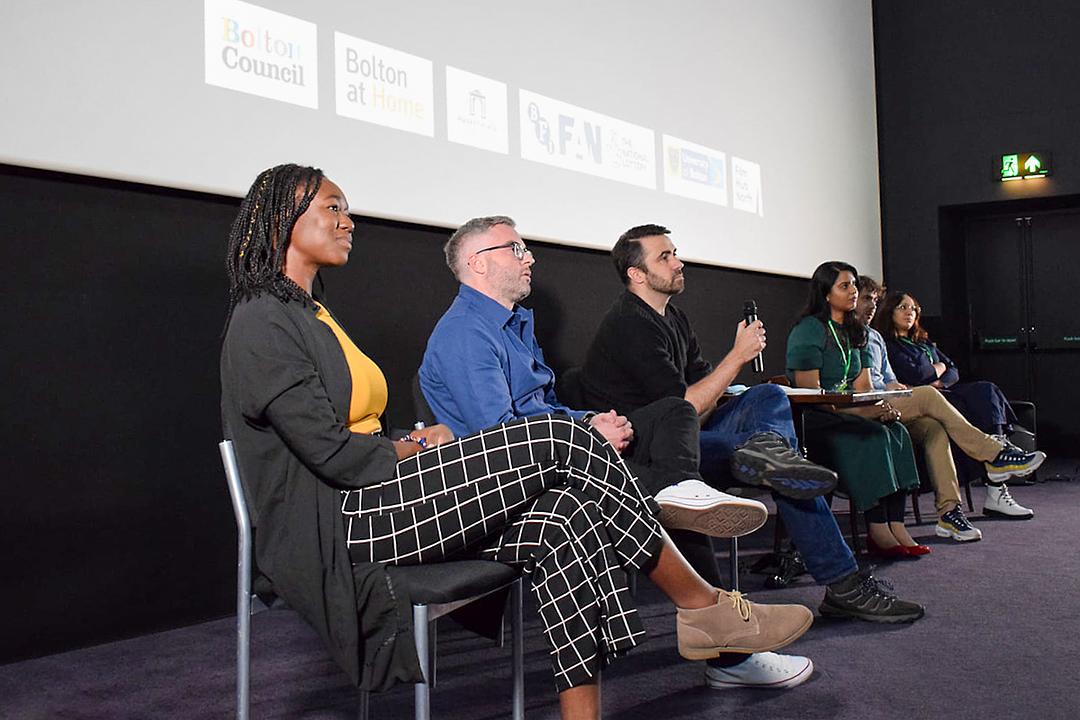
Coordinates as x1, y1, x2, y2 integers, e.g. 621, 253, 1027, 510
786, 261, 927, 558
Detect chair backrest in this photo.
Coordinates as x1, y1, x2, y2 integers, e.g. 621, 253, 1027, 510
555, 366, 586, 408
410, 374, 438, 427
220, 441, 249, 530
220, 441, 254, 598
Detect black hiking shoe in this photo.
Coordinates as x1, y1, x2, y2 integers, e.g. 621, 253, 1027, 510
730, 432, 838, 499
819, 572, 925, 624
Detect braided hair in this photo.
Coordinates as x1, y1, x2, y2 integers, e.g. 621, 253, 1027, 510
225, 164, 323, 321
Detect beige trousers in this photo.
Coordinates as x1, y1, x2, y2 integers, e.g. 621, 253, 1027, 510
890, 386, 1004, 515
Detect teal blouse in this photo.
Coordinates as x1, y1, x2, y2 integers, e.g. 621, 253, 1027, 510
786, 316, 871, 392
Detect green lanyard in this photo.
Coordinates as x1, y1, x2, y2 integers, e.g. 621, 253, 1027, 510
898, 336, 936, 365
827, 320, 853, 392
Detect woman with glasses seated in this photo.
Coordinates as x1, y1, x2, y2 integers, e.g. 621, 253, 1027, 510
875, 291, 1045, 518
784, 261, 928, 572
219, 164, 814, 718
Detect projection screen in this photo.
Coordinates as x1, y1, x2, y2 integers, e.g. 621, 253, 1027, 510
0, 0, 881, 278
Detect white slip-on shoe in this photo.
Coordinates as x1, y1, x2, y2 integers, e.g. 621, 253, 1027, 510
705, 651, 814, 690
654, 479, 768, 538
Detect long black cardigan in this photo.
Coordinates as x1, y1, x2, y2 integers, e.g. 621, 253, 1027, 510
220, 292, 422, 690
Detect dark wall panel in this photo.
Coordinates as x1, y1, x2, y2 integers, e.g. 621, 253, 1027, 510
874, 0, 1080, 311
1, 164, 807, 663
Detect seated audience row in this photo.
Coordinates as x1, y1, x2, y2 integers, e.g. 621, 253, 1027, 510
221, 165, 813, 720
220, 164, 1046, 718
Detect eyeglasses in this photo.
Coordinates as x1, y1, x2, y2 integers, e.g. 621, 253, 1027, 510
896, 303, 921, 313
472, 241, 532, 261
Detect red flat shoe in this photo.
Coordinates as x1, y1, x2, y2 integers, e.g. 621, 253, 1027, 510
867, 535, 913, 559
902, 544, 932, 556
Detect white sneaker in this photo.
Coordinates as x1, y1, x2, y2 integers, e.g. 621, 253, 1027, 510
654, 479, 768, 538
984, 483, 1034, 519
705, 651, 814, 690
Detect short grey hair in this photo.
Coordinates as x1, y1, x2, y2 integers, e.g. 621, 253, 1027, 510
444, 215, 517, 278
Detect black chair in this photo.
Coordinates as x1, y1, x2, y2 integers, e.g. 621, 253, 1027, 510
1005, 400, 1039, 482
909, 450, 974, 525
219, 440, 525, 720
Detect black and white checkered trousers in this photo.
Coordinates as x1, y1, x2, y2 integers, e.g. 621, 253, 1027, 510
341, 414, 665, 692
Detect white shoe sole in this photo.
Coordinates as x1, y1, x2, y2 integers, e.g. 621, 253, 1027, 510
658, 498, 768, 538
983, 507, 1034, 520
986, 451, 1047, 483
934, 524, 982, 542
706, 657, 814, 690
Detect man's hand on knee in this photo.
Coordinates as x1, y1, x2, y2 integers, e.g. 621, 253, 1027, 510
590, 410, 634, 453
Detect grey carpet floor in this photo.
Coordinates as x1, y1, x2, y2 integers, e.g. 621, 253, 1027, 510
3, 461, 1079, 719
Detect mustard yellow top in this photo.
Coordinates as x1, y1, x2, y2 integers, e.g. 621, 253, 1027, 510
314, 302, 388, 434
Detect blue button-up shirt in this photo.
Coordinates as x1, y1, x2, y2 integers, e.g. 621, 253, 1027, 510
866, 326, 899, 391
419, 284, 587, 437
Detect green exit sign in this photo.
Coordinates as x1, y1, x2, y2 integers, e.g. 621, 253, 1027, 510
997, 151, 1052, 181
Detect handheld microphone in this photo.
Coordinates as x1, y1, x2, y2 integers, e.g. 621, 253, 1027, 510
743, 300, 764, 374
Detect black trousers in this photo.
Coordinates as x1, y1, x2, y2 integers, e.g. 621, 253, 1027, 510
340, 414, 665, 692
620, 396, 724, 585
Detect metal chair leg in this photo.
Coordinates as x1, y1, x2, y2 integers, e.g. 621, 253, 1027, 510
848, 498, 861, 556
236, 555, 251, 720
728, 537, 739, 592
429, 619, 437, 688
221, 441, 252, 720
511, 579, 524, 720
413, 604, 431, 720
358, 690, 370, 720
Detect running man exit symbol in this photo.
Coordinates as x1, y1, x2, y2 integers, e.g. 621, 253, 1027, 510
1001, 155, 1019, 179
996, 151, 1051, 181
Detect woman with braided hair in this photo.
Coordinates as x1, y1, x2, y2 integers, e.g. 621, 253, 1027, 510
219, 164, 813, 717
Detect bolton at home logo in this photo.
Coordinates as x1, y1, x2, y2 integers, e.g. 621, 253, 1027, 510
334, 33, 434, 137
204, 0, 318, 109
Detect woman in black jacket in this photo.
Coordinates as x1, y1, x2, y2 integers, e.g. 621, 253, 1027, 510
875, 290, 1044, 518
219, 164, 812, 717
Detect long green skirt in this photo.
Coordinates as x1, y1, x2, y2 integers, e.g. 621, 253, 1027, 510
801, 408, 920, 511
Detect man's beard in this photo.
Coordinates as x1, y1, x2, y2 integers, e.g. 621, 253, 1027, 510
647, 271, 684, 296
494, 266, 531, 304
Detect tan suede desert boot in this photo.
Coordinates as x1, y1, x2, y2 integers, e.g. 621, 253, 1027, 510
677, 589, 813, 660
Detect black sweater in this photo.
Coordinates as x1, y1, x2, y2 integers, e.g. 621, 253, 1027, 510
581, 291, 712, 415
220, 293, 421, 691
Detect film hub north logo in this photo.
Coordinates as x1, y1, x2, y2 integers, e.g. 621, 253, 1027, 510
204, 0, 318, 108
519, 90, 655, 189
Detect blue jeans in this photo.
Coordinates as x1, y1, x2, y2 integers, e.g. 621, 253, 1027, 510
699, 384, 857, 585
